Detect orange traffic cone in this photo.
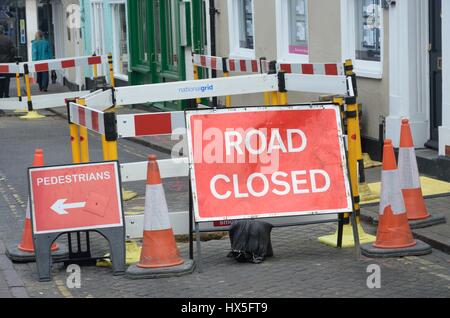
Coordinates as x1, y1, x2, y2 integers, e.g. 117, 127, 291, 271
6, 149, 68, 262
398, 119, 430, 220
138, 155, 183, 268
398, 119, 446, 228
126, 155, 195, 278
374, 140, 415, 249
361, 140, 431, 257
18, 149, 59, 253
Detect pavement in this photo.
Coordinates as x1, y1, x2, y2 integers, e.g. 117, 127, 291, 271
0, 81, 449, 298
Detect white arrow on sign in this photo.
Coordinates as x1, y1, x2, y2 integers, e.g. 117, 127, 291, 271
51, 199, 86, 215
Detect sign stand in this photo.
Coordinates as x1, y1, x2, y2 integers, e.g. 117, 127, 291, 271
185, 105, 362, 272
190, 210, 361, 273
34, 227, 126, 282
337, 214, 344, 248
350, 210, 361, 258
65, 231, 94, 266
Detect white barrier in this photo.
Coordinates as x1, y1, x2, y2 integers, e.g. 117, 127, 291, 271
83, 89, 114, 111
0, 91, 90, 110
114, 74, 278, 105
0, 54, 111, 113
285, 73, 349, 95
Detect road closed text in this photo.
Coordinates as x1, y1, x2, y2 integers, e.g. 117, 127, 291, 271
210, 170, 330, 200
208, 127, 330, 199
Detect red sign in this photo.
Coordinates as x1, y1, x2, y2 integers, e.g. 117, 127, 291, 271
186, 106, 353, 222
29, 162, 123, 234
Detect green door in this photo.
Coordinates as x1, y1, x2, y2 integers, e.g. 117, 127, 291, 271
128, 0, 152, 85
128, 0, 187, 111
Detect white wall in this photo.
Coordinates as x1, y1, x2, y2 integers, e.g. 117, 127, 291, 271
439, 0, 450, 156
25, 0, 38, 62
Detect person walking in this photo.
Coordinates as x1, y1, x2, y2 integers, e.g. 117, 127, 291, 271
0, 24, 16, 99
32, 31, 53, 92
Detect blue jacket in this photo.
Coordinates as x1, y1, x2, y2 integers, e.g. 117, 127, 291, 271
32, 39, 53, 61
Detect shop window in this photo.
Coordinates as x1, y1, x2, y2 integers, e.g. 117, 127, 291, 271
228, 0, 255, 58
276, 0, 309, 63
111, 2, 129, 79
355, 0, 382, 62
341, 0, 383, 78
90, 1, 104, 55
135, 0, 149, 66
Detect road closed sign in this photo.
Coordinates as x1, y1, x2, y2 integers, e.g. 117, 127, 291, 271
28, 161, 124, 234
186, 105, 353, 222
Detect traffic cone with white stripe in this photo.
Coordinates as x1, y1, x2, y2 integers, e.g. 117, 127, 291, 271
126, 155, 195, 278
398, 119, 446, 228
6, 149, 68, 262
361, 140, 431, 257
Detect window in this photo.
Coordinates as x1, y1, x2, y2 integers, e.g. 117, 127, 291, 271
341, 0, 383, 78
90, 1, 104, 55
164, 0, 179, 69
276, 0, 309, 62
355, 0, 381, 62
228, 0, 255, 58
111, 1, 129, 79
136, 0, 149, 66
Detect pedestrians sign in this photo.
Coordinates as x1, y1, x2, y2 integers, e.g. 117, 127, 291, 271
28, 161, 125, 282
186, 105, 353, 222
28, 161, 124, 234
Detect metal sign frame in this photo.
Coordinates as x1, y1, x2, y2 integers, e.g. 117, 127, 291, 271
184, 104, 360, 272
185, 104, 353, 223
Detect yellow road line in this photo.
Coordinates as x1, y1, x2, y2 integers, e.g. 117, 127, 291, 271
54, 279, 74, 298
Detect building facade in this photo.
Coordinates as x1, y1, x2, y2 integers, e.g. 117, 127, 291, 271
210, 0, 448, 158
7, 0, 449, 157
80, 0, 129, 85
126, 0, 207, 110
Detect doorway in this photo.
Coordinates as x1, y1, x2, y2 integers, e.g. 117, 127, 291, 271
37, 0, 55, 56
426, 0, 442, 150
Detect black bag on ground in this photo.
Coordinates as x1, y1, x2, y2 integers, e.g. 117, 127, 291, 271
227, 220, 273, 264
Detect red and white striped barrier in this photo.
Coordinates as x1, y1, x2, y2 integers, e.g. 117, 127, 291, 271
193, 54, 224, 71
28, 55, 108, 73
226, 58, 260, 73
277, 63, 345, 76
117, 111, 186, 138
69, 102, 109, 135
0, 63, 21, 74
0, 55, 107, 74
